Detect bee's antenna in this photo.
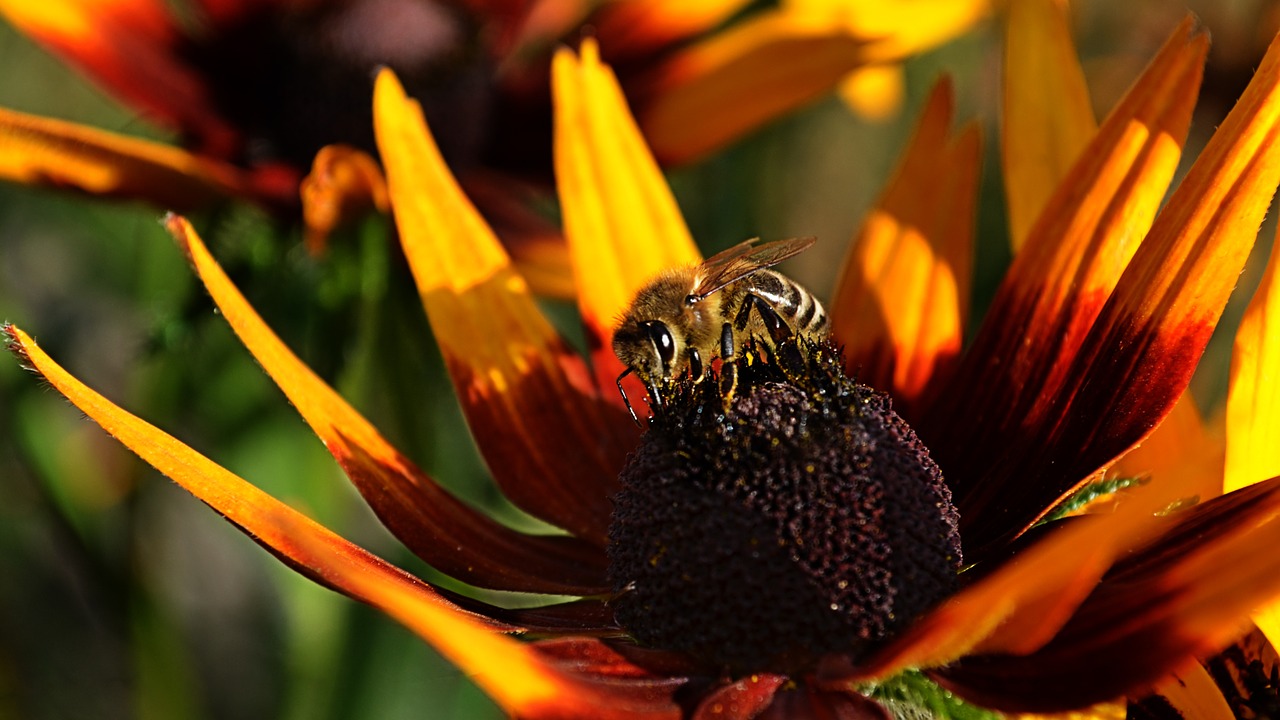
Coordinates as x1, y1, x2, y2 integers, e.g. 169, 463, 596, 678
616, 367, 642, 427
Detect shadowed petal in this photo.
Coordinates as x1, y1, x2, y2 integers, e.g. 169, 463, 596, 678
1002, 0, 1098, 251
1129, 664, 1237, 719
693, 675, 788, 719
293, 517, 685, 719
460, 172, 577, 300
553, 39, 701, 390
166, 215, 610, 596
923, 18, 1215, 556
375, 68, 632, 547
0, 324, 517, 631
1113, 392, 1224, 507
634, 10, 871, 166
757, 685, 890, 720
932, 477, 1280, 713
830, 77, 979, 418
0, 0, 235, 152
0, 107, 287, 208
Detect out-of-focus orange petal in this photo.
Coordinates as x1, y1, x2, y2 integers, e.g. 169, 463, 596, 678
1133, 664, 1236, 719
923, 18, 1208, 558
1113, 392, 1224, 506
0, 0, 235, 152
1225, 230, 1280, 651
1, 323, 512, 631
837, 64, 905, 120
553, 40, 701, 388
783, 0, 992, 60
297, 518, 684, 719
300, 144, 389, 254
634, 10, 870, 166
932, 477, 1280, 713
166, 215, 611, 595
1002, 0, 1098, 251
375, 68, 634, 547
830, 77, 979, 419
0, 107, 257, 208
590, 0, 754, 60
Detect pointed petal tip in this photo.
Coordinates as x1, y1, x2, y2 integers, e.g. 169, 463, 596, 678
1, 323, 29, 368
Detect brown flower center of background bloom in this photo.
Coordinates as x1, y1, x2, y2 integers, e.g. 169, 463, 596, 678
184, 0, 492, 172
607, 340, 963, 676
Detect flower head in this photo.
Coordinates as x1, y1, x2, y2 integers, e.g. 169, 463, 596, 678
8, 4, 1280, 717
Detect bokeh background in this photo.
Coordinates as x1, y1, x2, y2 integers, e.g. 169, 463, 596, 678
1, 1, 1277, 718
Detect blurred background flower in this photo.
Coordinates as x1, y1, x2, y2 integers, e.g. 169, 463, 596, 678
3, 0, 1280, 718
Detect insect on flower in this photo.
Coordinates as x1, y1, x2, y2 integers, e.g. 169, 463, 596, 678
611, 236, 829, 421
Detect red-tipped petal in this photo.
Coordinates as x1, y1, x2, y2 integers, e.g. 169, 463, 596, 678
166, 214, 609, 596
0, 0, 235, 152
933, 478, 1280, 713
552, 40, 702, 390
1, 323, 512, 631
924, 18, 1212, 557
375, 68, 633, 547
830, 77, 979, 418
281, 509, 684, 719
1002, 0, 1098, 251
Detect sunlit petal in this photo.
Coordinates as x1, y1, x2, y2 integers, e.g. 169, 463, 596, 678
1, 324, 513, 631
830, 77, 979, 418
590, 0, 754, 59
294, 517, 684, 719
783, 0, 992, 60
552, 39, 701, 388
166, 215, 611, 595
374, 68, 633, 547
924, 18, 1210, 557
1002, 0, 1098, 250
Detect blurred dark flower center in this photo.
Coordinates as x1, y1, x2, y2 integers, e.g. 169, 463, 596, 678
184, 0, 492, 170
607, 340, 963, 676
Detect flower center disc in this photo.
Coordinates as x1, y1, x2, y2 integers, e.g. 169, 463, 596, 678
607, 340, 963, 676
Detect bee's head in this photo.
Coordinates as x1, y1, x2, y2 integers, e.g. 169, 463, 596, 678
613, 319, 680, 384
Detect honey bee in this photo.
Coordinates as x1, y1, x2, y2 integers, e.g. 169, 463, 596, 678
613, 236, 829, 421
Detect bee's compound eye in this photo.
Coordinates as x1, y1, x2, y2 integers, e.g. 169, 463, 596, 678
641, 321, 677, 371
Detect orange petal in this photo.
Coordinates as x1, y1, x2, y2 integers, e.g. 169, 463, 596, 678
1, 323, 512, 631
300, 144, 390, 254
589, 0, 754, 60
1002, 0, 1098, 251
374, 68, 635, 547
1225, 226, 1280, 651
552, 40, 701, 388
166, 215, 610, 596
922, 18, 1208, 558
0, 106, 256, 208
289, 517, 685, 719
782, 0, 991, 59
933, 477, 1280, 713
829, 77, 979, 419
1112, 391, 1224, 506
837, 63, 905, 120
0, 0, 234, 151
1131, 663, 1236, 719
634, 10, 871, 166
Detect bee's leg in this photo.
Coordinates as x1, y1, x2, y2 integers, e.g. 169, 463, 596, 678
719, 322, 738, 401
736, 294, 804, 372
616, 367, 642, 427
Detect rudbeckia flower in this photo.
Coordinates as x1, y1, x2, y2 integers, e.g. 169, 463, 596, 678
0, 0, 987, 262
9, 5, 1280, 717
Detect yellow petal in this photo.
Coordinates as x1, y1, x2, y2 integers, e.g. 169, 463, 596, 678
374, 68, 634, 546
837, 64, 905, 120
0, 106, 253, 208
1139, 664, 1237, 720
830, 77, 979, 417
1002, 0, 1098, 251
783, 0, 992, 60
1112, 391, 1224, 506
1, 323, 507, 631
635, 10, 870, 166
166, 215, 610, 595
589, 0, 754, 58
552, 39, 700, 385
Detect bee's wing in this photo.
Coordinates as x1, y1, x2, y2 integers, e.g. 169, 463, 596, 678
689, 236, 816, 302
